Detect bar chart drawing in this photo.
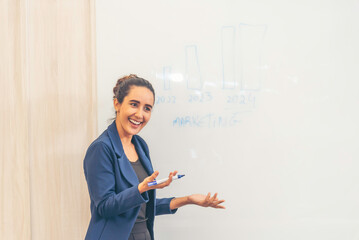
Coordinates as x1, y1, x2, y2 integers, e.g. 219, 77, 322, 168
221, 26, 236, 89
238, 23, 267, 91
221, 24, 267, 91
163, 66, 172, 90
185, 45, 202, 90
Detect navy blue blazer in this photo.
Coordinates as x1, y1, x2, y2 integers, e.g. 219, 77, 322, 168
83, 121, 177, 240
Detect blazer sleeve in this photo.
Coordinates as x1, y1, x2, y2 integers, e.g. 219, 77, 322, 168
155, 197, 178, 216
84, 141, 149, 218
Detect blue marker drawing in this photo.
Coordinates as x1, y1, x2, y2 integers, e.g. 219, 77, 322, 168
148, 174, 185, 186
172, 112, 242, 128
185, 45, 202, 90
221, 26, 236, 89
238, 23, 267, 91
163, 66, 171, 90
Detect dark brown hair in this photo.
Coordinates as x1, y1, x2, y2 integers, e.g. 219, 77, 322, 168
113, 74, 155, 104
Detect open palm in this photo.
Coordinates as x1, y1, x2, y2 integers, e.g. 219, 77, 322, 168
188, 193, 225, 209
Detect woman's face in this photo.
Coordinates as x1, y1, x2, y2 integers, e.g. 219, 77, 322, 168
114, 86, 154, 138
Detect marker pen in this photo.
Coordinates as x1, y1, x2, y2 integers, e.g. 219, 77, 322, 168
148, 174, 185, 186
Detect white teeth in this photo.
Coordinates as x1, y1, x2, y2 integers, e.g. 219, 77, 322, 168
129, 119, 141, 125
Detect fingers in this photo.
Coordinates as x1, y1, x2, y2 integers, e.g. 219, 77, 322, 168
166, 171, 178, 183
147, 171, 159, 183
157, 170, 178, 188
138, 171, 159, 193
169, 171, 178, 178
210, 193, 218, 202
206, 192, 226, 209
205, 192, 211, 201
148, 170, 179, 189
168, 171, 178, 177
211, 197, 226, 209
214, 200, 226, 209
139, 171, 180, 193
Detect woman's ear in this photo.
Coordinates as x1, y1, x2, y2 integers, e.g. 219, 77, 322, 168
113, 98, 120, 113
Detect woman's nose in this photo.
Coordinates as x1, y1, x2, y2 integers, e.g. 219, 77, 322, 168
134, 109, 143, 119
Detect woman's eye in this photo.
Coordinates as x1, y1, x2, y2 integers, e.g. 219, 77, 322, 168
130, 103, 137, 107
145, 107, 152, 112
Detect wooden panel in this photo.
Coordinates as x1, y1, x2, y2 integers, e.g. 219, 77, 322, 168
0, 0, 96, 238
26, 0, 96, 239
0, 0, 31, 239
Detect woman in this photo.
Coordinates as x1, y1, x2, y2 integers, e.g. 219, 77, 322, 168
83, 74, 225, 240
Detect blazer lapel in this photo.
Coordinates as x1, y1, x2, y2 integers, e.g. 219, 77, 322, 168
117, 155, 139, 186
133, 136, 154, 176
107, 121, 139, 186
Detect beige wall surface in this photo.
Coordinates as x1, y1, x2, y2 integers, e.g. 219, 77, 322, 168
1, 0, 97, 239
1, 1, 31, 239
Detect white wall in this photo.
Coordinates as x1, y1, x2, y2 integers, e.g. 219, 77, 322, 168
96, 1, 359, 239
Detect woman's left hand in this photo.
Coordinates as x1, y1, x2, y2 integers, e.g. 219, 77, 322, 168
188, 193, 226, 209
138, 170, 178, 193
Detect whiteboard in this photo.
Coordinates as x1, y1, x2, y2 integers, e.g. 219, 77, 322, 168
95, 0, 359, 239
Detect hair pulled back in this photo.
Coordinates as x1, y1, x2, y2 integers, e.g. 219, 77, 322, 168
113, 74, 155, 104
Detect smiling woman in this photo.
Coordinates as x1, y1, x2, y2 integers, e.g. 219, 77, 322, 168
83, 74, 225, 240
113, 76, 154, 141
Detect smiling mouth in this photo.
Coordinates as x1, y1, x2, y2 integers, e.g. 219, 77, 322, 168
129, 118, 142, 125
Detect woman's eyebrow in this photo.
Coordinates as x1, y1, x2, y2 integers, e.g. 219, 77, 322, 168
129, 99, 153, 108
145, 103, 153, 109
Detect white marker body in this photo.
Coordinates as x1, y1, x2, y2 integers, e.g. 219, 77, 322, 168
148, 174, 185, 186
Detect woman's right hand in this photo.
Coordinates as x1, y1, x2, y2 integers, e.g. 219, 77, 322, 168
138, 170, 178, 194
